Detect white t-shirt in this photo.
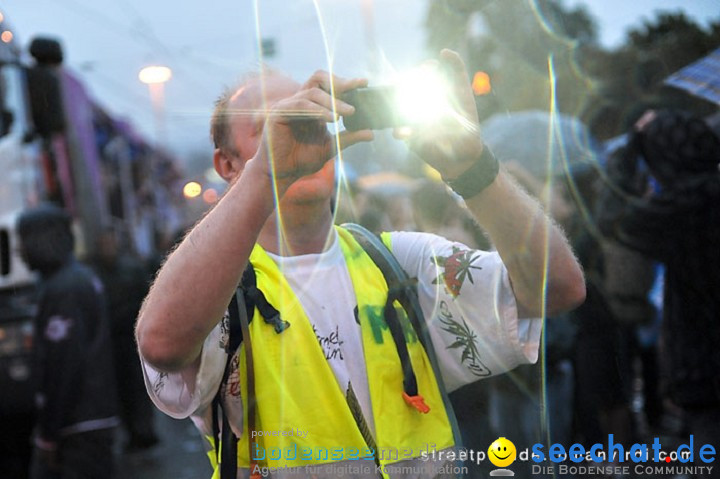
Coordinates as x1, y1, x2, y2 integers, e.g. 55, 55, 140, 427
141, 230, 542, 441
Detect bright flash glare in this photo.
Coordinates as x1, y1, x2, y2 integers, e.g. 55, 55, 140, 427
394, 66, 453, 124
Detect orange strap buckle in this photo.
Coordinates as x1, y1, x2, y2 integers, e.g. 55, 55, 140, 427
402, 392, 430, 414
250, 461, 262, 479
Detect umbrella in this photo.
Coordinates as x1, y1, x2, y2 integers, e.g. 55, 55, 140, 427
481, 110, 600, 178
665, 47, 720, 106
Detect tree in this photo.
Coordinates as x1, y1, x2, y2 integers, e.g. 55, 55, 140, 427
424, 0, 598, 119
424, 2, 720, 139
580, 12, 720, 138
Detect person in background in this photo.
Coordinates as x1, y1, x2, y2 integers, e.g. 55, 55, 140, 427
563, 165, 636, 458
598, 110, 720, 479
92, 228, 158, 452
481, 161, 578, 478
17, 205, 118, 479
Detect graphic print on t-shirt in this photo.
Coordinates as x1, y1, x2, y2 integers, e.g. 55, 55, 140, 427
431, 247, 483, 297
313, 324, 345, 361
438, 300, 491, 377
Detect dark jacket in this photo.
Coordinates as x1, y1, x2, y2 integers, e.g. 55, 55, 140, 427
598, 159, 720, 408
33, 259, 118, 441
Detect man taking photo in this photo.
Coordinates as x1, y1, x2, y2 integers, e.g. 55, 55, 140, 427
136, 49, 585, 478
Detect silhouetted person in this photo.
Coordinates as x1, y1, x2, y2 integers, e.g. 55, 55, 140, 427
17, 205, 118, 479
92, 229, 158, 451
598, 110, 720, 478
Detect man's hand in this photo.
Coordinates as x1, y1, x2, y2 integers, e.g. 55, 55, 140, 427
398, 49, 485, 180
254, 70, 372, 192
396, 53, 584, 316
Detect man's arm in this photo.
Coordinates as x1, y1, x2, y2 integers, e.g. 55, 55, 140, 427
402, 50, 585, 317
463, 169, 585, 317
136, 162, 275, 372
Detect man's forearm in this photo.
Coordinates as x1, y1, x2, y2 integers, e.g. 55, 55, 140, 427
136, 160, 276, 372
462, 170, 585, 316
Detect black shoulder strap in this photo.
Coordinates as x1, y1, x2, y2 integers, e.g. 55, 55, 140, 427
342, 223, 462, 446
211, 290, 242, 479
342, 223, 427, 346
212, 261, 288, 479
343, 224, 423, 406
241, 265, 290, 334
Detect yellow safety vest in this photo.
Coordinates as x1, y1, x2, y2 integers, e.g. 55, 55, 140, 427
210, 226, 454, 477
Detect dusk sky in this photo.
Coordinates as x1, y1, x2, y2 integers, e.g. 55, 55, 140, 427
2, 0, 718, 164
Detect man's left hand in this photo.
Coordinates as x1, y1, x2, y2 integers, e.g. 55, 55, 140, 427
397, 49, 485, 180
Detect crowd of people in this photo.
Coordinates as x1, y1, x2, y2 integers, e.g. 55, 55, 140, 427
336, 112, 720, 478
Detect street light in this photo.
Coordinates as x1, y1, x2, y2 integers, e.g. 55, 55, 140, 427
139, 65, 172, 146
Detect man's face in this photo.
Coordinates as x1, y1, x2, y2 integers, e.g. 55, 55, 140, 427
223, 74, 337, 205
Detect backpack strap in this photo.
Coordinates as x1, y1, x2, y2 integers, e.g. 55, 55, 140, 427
236, 287, 260, 479
212, 261, 288, 479
241, 265, 290, 334
211, 290, 243, 479
341, 223, 463, 446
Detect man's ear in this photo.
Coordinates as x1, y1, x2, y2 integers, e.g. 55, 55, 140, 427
213, 149, 239, 182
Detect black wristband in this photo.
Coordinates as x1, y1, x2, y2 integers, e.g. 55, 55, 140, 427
445, 146, 500, 199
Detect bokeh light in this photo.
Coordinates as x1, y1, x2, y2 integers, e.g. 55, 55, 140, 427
183, 181, 202, 199
202, 188, 218, 204
472, 71, 492, 96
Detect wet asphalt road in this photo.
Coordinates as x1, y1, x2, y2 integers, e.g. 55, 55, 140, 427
117, 410, 211, 479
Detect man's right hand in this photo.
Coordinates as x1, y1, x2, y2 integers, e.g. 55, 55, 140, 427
253, 70, 373, 193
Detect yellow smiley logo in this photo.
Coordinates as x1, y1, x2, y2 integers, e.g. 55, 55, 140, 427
488, 437, 517, 468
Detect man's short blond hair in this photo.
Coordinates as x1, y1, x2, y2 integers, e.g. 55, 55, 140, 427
209, 67, 285, 153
